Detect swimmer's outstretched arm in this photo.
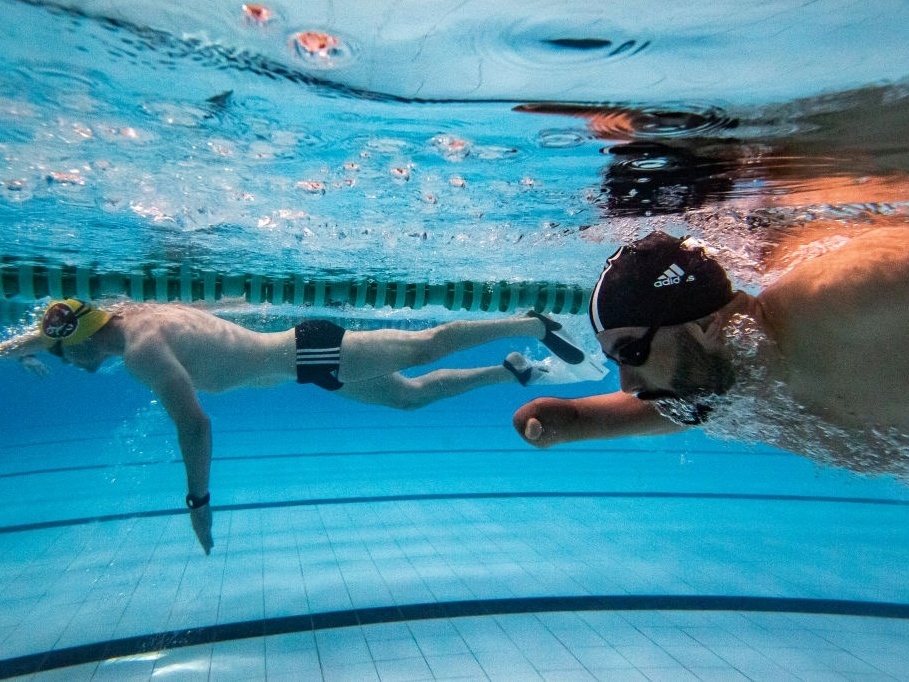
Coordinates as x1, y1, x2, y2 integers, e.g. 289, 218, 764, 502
513, 392, 685, 448
125, 341, 214, 555
0, 330, 45, 358
0, 331, 52, 375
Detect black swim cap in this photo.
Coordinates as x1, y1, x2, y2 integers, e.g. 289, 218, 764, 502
588, 231, 734, 334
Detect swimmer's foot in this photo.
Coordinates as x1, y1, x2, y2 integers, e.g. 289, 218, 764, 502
526, 310, 585, 364
503, 352, 550, 386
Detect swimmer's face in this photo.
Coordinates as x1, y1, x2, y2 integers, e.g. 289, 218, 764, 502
597, 325, 679, 398
597, 323, 733, 401
58, 339, 106, 373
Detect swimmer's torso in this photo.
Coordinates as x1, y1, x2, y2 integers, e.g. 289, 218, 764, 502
758, 227, 909, 432
117, 305, 296, 393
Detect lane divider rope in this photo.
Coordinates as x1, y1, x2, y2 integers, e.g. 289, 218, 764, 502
0, 257, 591, 315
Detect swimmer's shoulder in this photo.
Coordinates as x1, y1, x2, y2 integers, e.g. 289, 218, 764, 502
768, 224, 909, 294
759, 223, 909, 349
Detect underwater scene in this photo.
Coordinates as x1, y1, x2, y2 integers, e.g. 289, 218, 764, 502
2, 0, 909, 679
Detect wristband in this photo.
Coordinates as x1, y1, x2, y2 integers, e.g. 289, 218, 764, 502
186, 492, 210, 509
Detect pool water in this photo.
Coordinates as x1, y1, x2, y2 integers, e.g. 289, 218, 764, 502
2, 1, 909, 680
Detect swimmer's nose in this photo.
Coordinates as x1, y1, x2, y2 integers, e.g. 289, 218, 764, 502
618, 367, 638, 394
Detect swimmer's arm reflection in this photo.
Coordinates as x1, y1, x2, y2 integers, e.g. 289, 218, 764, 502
124, 339, 214, 555
513, 392, 684, 448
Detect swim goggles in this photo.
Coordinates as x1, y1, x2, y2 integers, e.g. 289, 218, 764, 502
603, 325, 659, 367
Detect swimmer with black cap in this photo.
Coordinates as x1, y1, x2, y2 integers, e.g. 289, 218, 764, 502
588, 231, 737, 416
511, 231, 744, 450
513, 225, 909, 479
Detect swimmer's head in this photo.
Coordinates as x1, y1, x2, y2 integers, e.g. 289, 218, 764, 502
41, 299, 112, 355
588, 231, 734, 334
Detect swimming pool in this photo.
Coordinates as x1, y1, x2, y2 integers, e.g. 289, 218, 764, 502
2, 1, 909, 679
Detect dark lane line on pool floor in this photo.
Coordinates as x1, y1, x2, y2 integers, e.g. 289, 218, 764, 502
3, 594, 909, 678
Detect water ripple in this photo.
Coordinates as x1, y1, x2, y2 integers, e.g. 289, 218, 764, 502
515, 103, 738, 140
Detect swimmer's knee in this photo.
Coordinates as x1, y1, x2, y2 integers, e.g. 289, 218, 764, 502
405, 328, 444, 365
390, 391, 430, 410
382, 377, 430, 410
395, 398, 426, 411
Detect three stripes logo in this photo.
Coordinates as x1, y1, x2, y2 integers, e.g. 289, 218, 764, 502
653, 263, 694, 288
296, 346, 341, 366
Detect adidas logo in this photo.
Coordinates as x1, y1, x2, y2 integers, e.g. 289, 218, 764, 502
653, 263, 693, 288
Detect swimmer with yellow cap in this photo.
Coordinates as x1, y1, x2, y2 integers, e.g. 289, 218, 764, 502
40, 299, 112, 357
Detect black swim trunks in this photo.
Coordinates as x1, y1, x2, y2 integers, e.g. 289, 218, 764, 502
295, 320, 346, 391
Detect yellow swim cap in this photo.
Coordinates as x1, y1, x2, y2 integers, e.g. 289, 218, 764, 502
41, 299, 112, 348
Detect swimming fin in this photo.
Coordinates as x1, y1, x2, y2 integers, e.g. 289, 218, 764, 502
526, 310, 585, 365
503, 353, 549, 386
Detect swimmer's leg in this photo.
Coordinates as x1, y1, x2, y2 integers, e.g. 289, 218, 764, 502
337, 365, 518, 410
338, 314, 581, 382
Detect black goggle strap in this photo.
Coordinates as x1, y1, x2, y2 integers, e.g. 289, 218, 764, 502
69, 301, 90, 321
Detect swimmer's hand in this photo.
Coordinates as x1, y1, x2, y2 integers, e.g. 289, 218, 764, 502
513, 397, 581, 449
18, 355, 50, 376
190, 505, 214, 555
